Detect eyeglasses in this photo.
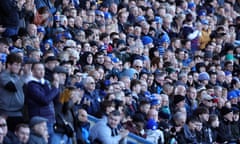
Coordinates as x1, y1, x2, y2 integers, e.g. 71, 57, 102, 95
135, 65, 143, 69
195, 55, 202, 58
0, 123, 7, 127
89, 82, 95, 85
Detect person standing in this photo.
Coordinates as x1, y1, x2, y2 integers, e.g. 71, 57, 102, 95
0, 53, 24, 131
25, 62, 59, 141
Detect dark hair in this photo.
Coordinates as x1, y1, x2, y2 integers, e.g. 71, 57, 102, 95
31, 62, 44, 70
186, 116, 200, 124
208, 114, 218, 125
109, 110, 121, 116
6, 53, 22, 65
15, 123, 29, 132
0, 38, 9, 45
193, 106, 209, 116
231, 78, 239, 88
130, 79, 141, 90
151, 57, 161, 67
100, 100, 115, 113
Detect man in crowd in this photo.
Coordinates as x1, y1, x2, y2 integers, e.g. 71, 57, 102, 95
0, 53, 24, 131
90, 110, 129, 144
14, 124, 30, 144
28, 116, 48, 144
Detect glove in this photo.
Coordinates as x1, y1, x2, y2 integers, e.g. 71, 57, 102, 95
4, 81, 17, 92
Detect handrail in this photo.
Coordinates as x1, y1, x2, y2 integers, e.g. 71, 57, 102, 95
88, 115, 154, 144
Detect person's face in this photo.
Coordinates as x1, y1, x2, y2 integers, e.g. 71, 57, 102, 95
32, 63, 45, 80
140, 104, 150, 114
33, 122, 47, 137
28, 25, 37, 37
7, 62, 22, 74
203, 99, 213, 107
188, 121, 196, 131
96, 54, 104, 64
0, 43, 9, 54
68, 18, 75, 27
15, 127, 30, 144
78, 109, 88, 122
83, 43, 91, 52
134, 84, 141, 94
14, 39, 22, 48
30, 51, 41, 61
188, 88, 197, 100
86, 54, 93, 64
104, 57, 113, 69
0, 127, 4, 144
161, 96, 169, 106
210, 74, 217, 83
202, 113, 209, 122
217, 73, 225, 82
97, 68, 104, 80
58, 73, 66, 85
140, 81, 148, 92
69, 9, 77, 18
0, 118, 7, 136
125, 96, 132, 105
147, 75, 154, 86
155, 76, 165, 86
194, 122, 202, 131
233, 113, 239, 121
173, 39, 181, 49
106, 105, 115, 115
108, 114, 121, 128
224, 112, 233, 122
211, 118, 220, 128
46, 60, 58, 70
87, 12, 95, 23
85, 78, 95, 91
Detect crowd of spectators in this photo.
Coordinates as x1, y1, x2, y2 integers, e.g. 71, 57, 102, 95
0, 0, 240, 143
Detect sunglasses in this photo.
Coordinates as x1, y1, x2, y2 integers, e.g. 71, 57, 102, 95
135, 65, 143, 68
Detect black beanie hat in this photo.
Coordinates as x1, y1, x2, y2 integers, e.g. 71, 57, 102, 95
173, 95, 185, 105
221, 106, 233, 116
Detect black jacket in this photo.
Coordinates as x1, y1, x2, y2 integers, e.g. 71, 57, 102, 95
0, 0, 19, 27
217, 119, 235, 143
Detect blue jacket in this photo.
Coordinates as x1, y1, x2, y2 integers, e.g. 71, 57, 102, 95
26, 78, 59, 123
80, 89, 100, 116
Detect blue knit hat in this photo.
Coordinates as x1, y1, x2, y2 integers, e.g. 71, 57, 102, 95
141, 36, 153, 45
104, 12, 112, 19
151, 98, 161, 106
155, 16, 163, 24
136, 15, 145, 23
37, 26, 45, 33
159, 33, 170, 45
146, 119, 158, 130
198, 72, 210, 81
188, 2, 196, 9
198, 9, 207, 16
227, 91, 238, 100
95, 10, 104, 17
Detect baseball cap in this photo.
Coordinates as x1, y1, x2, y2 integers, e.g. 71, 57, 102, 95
29, 116, 48, 128
202, 93, 213, 100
